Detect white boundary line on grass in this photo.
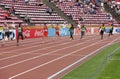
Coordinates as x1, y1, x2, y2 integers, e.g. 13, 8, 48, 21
47, 37, 120, 79
110, 59, 120, 60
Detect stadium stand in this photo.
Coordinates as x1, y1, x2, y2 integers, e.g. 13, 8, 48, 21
0, 0, 66, 26
53, 0, 115, 26
0, 0, 119, 26
0, 6, 23, 26
104, 0, 120, 21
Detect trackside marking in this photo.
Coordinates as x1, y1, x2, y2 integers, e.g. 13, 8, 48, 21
0, 35, 97, 50
0, 39, 73, 61
0, 37, 70, 55
0, 38, 44, 49
0, 37, 98, 69
8, 37, 110, 79
0, 36, 93, 57
47, 37, 120, 79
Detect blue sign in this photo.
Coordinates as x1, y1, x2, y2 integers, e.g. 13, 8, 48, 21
0, 32, 3, 40
59, 28, 70, 36
116, 28, 120, 33
48, 28, 56, 37
105, 28, 110, 33
9, 31, 15, 39
0, 30, 16, 40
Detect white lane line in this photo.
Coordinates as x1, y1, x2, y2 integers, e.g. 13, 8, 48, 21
0, 37, 98, 69
0, 35, 96, 50
0, 39, 45, 53
0, 34, 86, 54
0, 38, 42, 49
0, 35, 82, 60
0, 40, 71, 61
47, 37, 120, 79
29, 53, 86, 57
0, 38, 68, 55
0, 35, 96, 52
0, 35, 71, 50
0, 35, 97, 61
8, 36, 110, 79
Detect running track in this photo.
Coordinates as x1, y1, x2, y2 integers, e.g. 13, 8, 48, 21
0, 34, 120, 79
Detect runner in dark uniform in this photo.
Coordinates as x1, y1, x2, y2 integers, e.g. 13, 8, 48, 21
80, 24, 87, 39
69, 24, 74, 40
99, 23, 105, 39
16, 23, 24, 46
108, 24, 114, 36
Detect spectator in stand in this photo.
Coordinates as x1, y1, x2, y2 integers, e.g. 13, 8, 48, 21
79, 16, 83, 21
58, 0, 62, 3
25, 0, 29, 5
49, 8, 53, 15
75, 0, 79, 2
46, 8, 53, 15
24, 15, 30, 23
13, 0, 17, 2
75, 2, 81, 6
3, 12, 9, 20
48, 0, 51, 2
9, 6, 15, 14
36, 0, 44, 6
106, 13, 111, 19
68, 14, 73, 19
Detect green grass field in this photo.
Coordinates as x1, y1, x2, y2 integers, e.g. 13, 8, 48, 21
61, 43, 120, 79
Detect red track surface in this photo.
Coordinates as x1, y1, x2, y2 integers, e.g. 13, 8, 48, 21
0, 34, 120, 79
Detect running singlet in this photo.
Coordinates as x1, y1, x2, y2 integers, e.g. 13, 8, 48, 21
81, 27, 86, 31
109, 26, 113, 30
56, 26, 59, 32
100, 26, 105, 31
4, 27, 9, 32
18, 27, 22, 33
44, 26, 48, 36
44, 26, 48, 33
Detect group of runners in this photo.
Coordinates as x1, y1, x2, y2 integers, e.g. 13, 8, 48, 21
0, 23, 60, 46
69, 23, 114, 40
0, 22, 114, 47
0, 22, 24, 46
69, 23, 87, 40
99, 23, 114, 39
